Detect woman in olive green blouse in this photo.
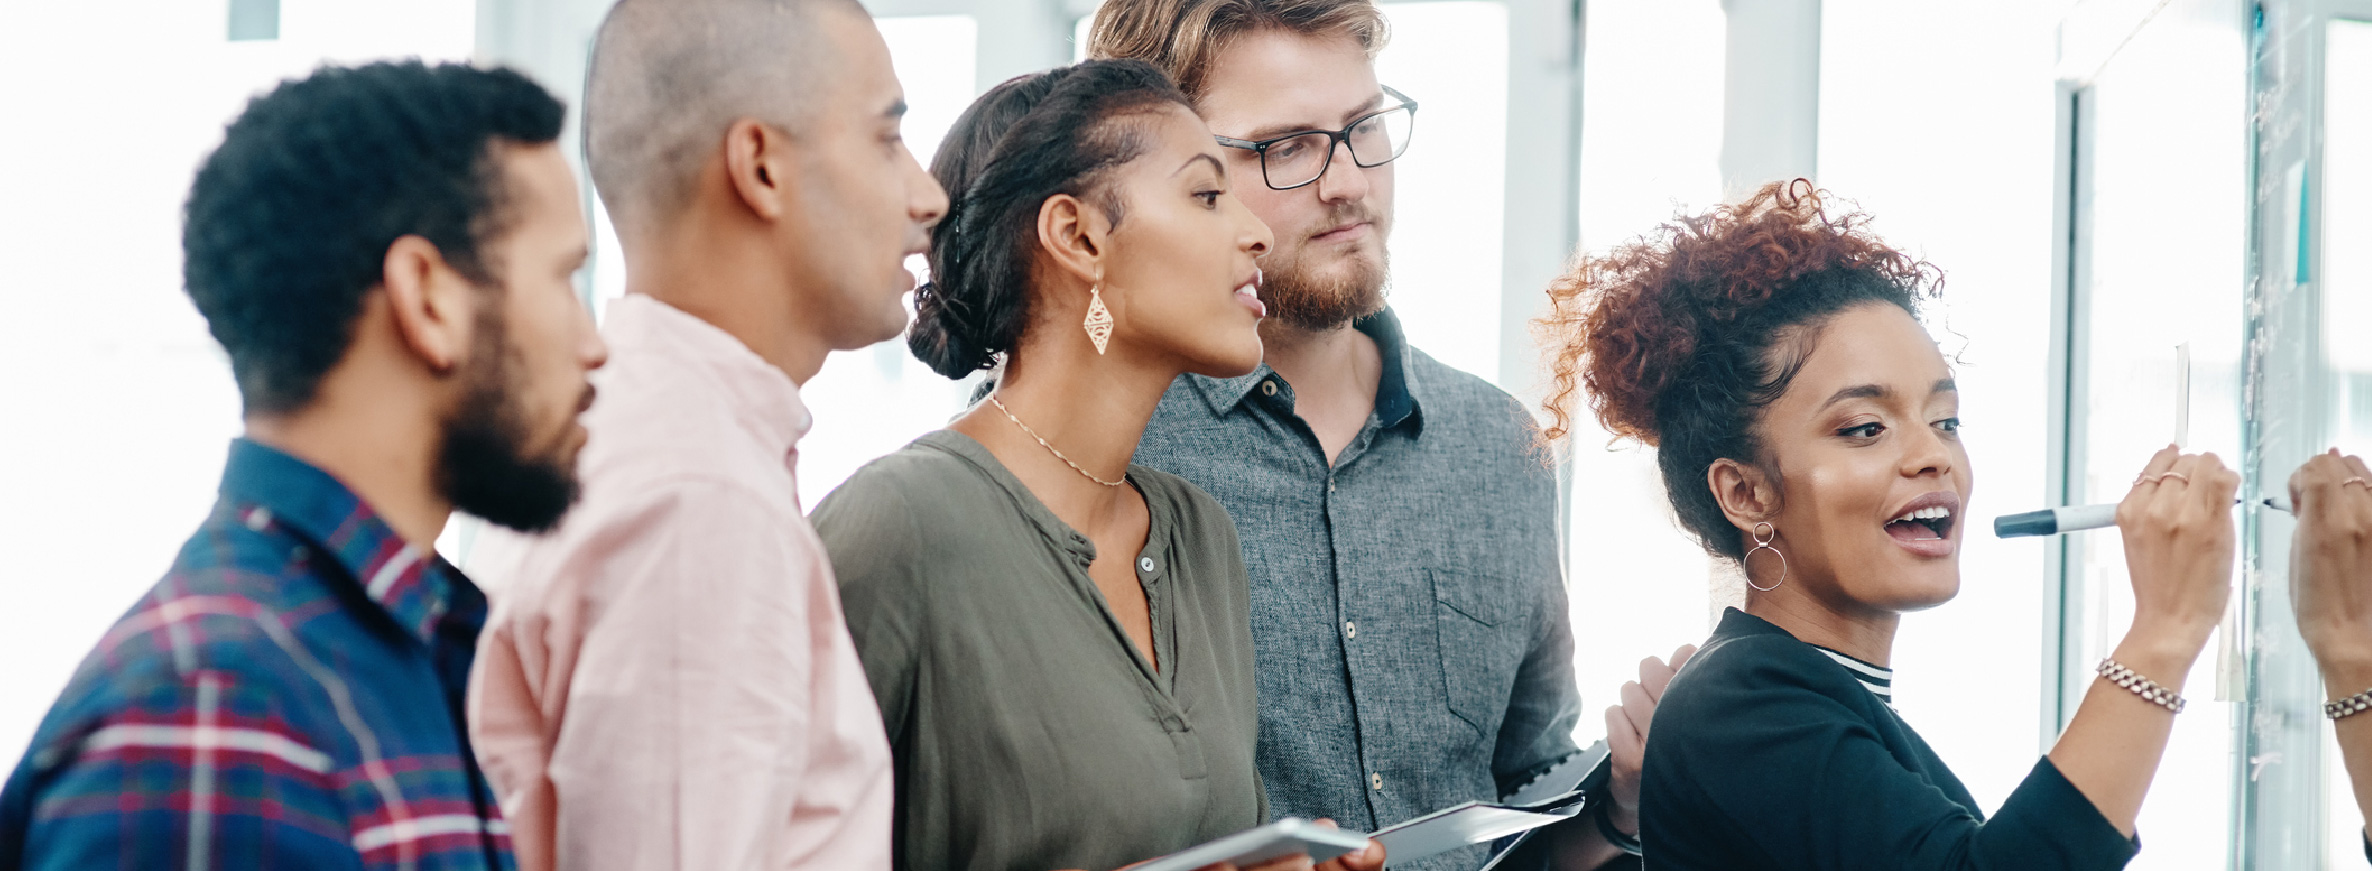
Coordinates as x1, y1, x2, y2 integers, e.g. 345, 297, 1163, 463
811, 61, 1383, 871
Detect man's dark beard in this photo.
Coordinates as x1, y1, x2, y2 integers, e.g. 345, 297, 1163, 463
437, 304, 582, 533
1259, 229, 1390, 332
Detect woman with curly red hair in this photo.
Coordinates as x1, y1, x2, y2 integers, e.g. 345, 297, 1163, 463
1539, 181, 2237, 868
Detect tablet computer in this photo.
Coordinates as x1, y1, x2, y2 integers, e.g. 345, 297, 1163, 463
1127, 817, 1371, 871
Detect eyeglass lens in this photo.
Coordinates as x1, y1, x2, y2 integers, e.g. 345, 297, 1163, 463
1263, 105, 1415, 189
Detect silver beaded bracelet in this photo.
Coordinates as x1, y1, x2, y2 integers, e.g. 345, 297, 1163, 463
2098, 659, 2186, 714
2326, 688, 2372, 720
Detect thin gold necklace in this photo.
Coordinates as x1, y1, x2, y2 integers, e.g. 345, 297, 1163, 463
987, 396, 1126, 488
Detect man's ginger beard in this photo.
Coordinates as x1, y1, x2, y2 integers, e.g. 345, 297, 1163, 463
1258, 209, 1390, 331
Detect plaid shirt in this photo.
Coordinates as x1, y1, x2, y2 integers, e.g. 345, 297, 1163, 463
0, 438, 513, 870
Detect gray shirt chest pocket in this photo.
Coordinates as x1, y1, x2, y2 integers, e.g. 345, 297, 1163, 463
1428, 567, 1535, 738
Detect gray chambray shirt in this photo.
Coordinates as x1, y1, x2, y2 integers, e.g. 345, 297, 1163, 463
1133, 309, 1581, 871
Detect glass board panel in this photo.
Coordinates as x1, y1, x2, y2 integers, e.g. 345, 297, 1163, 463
2064, 3, 2249, 866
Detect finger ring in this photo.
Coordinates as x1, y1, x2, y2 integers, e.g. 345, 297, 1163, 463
2133, 473, 2158, 487
2158, 472, 2190, 485
2346, 477, 2370, 490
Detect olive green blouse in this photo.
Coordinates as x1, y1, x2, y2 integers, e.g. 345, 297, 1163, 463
812, 429, 1266, 871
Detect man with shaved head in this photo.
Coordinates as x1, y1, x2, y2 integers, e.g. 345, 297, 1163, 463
463, 0, 946, 868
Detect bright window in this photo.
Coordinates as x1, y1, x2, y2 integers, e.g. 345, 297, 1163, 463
0, 0, 478, 769
1370, 1, 1508, 384
1563, 0, 1726, 739
2063, 12, 2250, 865
800, 15, 984, 505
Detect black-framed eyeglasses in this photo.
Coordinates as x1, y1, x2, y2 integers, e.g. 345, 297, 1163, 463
1214, 85, 1418, 191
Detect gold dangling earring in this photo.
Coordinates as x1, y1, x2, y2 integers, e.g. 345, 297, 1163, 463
1083, 284, 1115, 355
1744, 522, 1787, 592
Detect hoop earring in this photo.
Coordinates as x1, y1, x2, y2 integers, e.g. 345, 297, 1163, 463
1744, 522, 1786, 593
1083, 284, 1114, 355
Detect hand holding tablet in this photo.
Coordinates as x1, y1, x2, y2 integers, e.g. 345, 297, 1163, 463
1123, 818, 1382, 871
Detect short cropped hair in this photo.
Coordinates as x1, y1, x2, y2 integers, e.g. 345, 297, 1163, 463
182, 61, 565, 415
584, 0, 862, 232
1086, 0, 1388, 103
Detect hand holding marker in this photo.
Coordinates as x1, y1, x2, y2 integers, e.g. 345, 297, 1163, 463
1993, 343, 2289, 539
1993, 496, 2291, 538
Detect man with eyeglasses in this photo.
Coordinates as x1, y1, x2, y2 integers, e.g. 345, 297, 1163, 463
1092, 1, 1670, 868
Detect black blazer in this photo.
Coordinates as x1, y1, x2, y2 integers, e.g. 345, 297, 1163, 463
1640, 608, 2138, 870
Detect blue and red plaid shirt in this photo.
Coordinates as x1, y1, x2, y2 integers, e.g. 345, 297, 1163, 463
0, 438, 514, 870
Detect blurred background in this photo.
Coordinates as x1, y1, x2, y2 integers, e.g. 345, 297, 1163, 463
0, 0, 2365, 864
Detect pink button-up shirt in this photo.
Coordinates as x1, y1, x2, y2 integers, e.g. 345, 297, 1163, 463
466, 294, 892, 871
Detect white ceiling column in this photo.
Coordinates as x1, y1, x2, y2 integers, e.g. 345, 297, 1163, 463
1494, 0, 1585, 398
1719, 0, 1819, 200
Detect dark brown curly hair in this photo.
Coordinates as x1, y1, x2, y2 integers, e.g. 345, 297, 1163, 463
1535, 180, 1944, 559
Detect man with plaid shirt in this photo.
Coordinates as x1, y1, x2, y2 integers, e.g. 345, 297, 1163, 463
0, 61, 608, 869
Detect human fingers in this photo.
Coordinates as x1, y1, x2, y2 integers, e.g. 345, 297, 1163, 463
1239, 855, 1311, 871
2187, 453, 2241, 508
2299, 451, 2355, 513
2333, 454, 2372, 527
1316, 840, 1386, 871
2153, 452, 2237, 550
2292, 452, 2326, 512
1604, 704, 1645, 809
1619, 680, 1655, 738
2119, 444, 2184, 525
2151, 451, 2208, 502
1605, 704, 1643, 771
2140, 452, 2215, 528
1637, 655, 1677, 700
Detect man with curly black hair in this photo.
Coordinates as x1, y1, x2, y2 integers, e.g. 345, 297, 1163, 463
0, 60, 606, 869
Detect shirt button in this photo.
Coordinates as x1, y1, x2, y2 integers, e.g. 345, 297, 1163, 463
1371, 772, 1384, 791
1138, 556, 1157, 573
243, 507, 272, 531
1344, 621, 1357, 640
1261, 380, 1279, 397
1328, 476, 1337, 493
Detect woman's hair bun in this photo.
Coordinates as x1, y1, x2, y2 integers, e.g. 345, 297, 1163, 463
905, 59, 1187, 379
1538, 180, 1939, 444
1534, 180, 1943, 560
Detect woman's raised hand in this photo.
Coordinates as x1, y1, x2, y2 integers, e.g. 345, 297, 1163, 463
2046, 445, 2241, 836
2289, 449, 2372, 677
2115, 445, 2242, 660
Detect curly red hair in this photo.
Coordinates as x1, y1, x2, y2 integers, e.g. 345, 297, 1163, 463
1534, 180, 1943, 558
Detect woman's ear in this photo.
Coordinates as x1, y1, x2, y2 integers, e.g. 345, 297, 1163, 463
1708, 458, 1781, 534
1035, 193, 1106, 288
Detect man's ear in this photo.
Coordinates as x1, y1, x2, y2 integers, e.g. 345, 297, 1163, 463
722, 118, 795, 221
1035, 193, 1107, 290
380, 234, 477, 376
1708, 457, 1782, 535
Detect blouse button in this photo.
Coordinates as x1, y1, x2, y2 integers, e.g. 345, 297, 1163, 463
1344, 621, 1357, 640
1138, 556, 1157, 573
1261, 380, 1279, 397
1370, 772, 1384, 791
